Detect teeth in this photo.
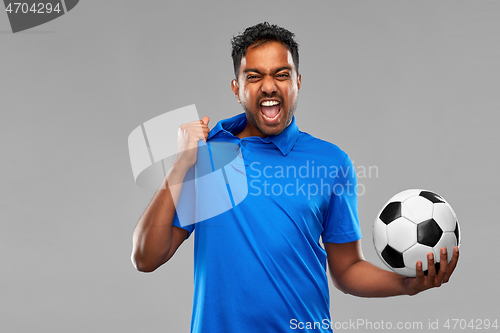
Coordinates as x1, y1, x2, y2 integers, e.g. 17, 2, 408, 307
260, 100, 280, 106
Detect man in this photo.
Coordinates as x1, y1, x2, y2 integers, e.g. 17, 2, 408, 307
132, 22, 459, 332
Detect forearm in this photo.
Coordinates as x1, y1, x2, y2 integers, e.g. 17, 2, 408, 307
333, 260, 407, 297
131, 164, 188, 270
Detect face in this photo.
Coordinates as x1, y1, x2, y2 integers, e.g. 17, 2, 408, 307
231, 41, 301, 137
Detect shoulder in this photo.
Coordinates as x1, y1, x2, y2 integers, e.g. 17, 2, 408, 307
295, 130, 349, 166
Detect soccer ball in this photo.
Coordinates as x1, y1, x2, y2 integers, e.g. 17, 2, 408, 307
373, 189, 461, 277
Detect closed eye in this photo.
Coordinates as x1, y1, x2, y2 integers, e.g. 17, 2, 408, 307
276, 73, 290, 79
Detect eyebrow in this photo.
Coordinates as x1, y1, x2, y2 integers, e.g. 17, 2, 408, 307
244, 66, 293, 74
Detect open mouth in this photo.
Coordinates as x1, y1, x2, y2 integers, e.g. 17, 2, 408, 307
260, 100, 281, 122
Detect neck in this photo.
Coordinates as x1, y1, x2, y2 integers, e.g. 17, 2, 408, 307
235, 124, 266, 139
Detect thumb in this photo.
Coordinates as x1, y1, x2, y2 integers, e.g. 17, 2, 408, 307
201, 116, 210, 125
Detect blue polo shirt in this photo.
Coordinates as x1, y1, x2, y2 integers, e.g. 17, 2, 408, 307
173, 113, 362, 333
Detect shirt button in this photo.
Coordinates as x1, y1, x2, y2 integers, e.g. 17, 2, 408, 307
241, 141, 246, 146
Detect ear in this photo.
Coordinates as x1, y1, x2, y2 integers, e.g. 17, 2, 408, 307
231, 79, 241, 103
297, 74, 301, 91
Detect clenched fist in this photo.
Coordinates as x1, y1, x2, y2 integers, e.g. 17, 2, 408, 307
173, 116, 210, 171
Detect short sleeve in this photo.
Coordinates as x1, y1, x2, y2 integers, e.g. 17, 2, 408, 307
321, 155, 362, 244
172, 211, 195, 238
171, 165, 196, 239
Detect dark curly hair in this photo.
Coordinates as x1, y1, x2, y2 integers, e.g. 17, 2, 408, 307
231, 22, 299, 79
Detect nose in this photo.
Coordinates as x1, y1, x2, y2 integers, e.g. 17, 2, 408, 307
261, 75, 277, 94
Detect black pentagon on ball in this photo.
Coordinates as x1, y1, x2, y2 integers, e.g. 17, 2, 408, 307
379, 202, 402, 225
381, 244, 405, 268
419, 191, 445, 204
454, 222, 460, 243
417, 219, 443, 247
423, 262, 441, 276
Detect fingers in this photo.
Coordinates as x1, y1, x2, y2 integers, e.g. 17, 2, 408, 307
410, 247, 459, 295
181, 118, 210, 142
443, 246, 459, 283
435, 247, 449, 285
415, 260, 425, 283
199, 117, 210, 141
175, 116, 211, 169
426, 252, 437, 285
180, 123, 204, 142
202, 123, 210, 141
428, 246, 460, 284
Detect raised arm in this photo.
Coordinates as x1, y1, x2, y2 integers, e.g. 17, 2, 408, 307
131, 117, 210, 272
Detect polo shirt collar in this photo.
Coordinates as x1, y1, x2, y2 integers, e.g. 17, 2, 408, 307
208, 113, 299, 156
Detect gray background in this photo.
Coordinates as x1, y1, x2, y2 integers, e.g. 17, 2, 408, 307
1, 1, 499, 332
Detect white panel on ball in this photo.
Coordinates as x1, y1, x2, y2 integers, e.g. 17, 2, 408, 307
386, 217, 417, 252
403, 243, 434, 272
389, 189, 422, 203
402, 196, 434, 224
373, 218, 388, 253
432, 232, 457, 263
432, 203, 457, 232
